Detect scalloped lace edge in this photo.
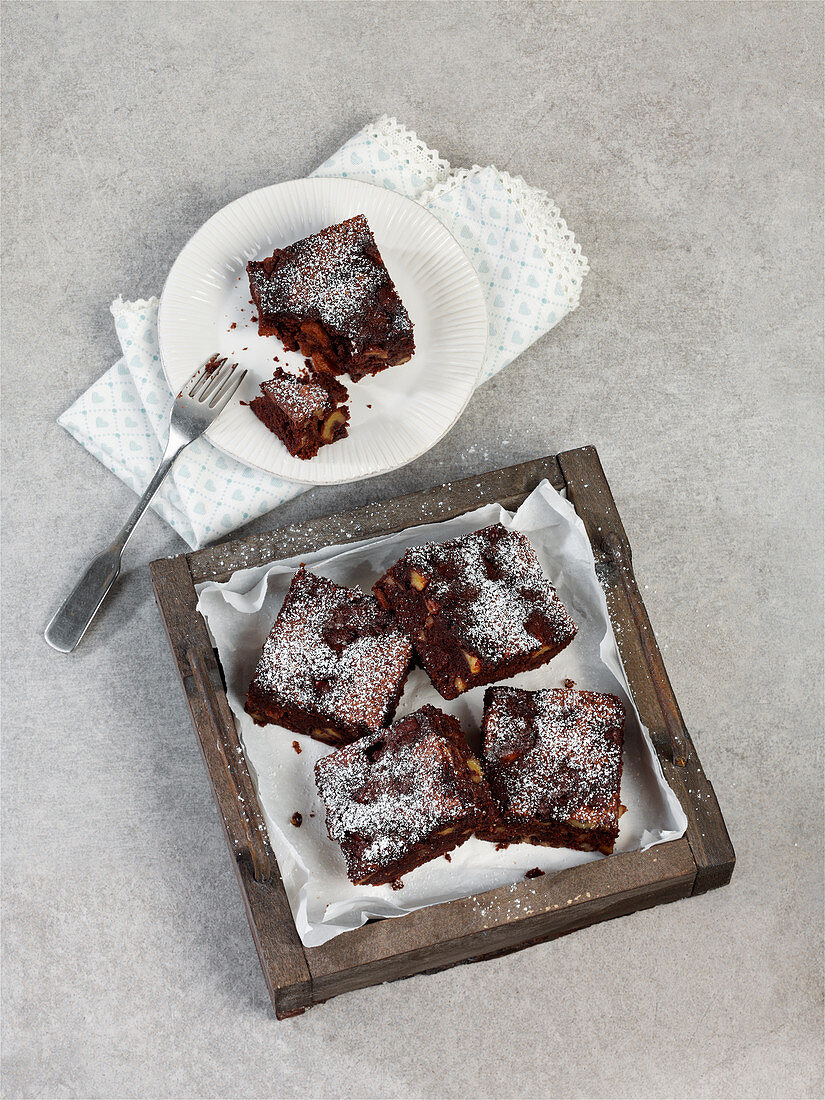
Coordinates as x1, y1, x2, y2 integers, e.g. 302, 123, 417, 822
367, 115, 452, 189
111, 295, 160, 315
422, 166, 590, 309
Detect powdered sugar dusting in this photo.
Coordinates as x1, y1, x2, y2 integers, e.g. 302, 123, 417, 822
251, 567, 411, 730
249, 215, 413, 343
405, 525, 576, 661
315, 707, 485, 871
484, 687, 624, 826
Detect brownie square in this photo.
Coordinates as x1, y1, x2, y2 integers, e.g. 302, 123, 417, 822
314, 705, 496, 887
247, 215, 415, 383
477, 686, 625, 854
245, 566, 413, 746
373, 524, 578, 700
248, 366, 349, 460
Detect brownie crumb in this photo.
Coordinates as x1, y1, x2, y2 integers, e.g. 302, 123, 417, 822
495, 842, 509, 851
250, 316, 257, 323
444, 852, 452, 862
563, 678, 576, 689
229, 321, 237, 330
390, 879, 404, 891
202, 354, 225, 377
290, 812, 303, 828
292, 740, 302, 754
525, 867, 545, 879
366, 403, 372, 409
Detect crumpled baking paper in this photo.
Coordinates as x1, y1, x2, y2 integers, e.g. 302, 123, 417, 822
196, 479, 687, 947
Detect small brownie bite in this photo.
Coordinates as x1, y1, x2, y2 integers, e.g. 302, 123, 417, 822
248, 367, 349, 460
373, 524, 577, 700
247, 215, 415, 383
245, 566, 413, 746
314, 705, 495, 887
477, 686, 625, 854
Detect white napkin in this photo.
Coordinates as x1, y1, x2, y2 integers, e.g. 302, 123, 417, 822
59, 117, 589, 548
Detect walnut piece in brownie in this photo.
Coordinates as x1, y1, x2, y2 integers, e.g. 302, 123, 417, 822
245, 566, 413, 746
248, 367, 349, 460
247, 215, 415, 383
477, 686, 625, 854
314, 705, 496, 887
373, 524, 577, 700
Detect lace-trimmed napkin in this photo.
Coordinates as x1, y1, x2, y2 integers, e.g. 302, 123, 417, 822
59, 117, 588, 548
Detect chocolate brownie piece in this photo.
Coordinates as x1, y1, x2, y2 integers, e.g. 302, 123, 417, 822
248, 367, 349, 460
314, 705, 495, 887
373, 524, 577, 700
247, 215, 415, 383
477, 686, 625, 854
245, 566, 413, 746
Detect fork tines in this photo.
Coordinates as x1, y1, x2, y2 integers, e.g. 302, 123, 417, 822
189, 355, 247, 408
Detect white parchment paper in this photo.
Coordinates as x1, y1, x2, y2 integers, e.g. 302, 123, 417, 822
196, 480, 687, 947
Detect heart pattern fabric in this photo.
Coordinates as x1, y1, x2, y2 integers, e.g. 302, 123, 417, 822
59, 116, 588, 548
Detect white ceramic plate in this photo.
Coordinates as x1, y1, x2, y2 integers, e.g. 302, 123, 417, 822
158, 178, 487, 484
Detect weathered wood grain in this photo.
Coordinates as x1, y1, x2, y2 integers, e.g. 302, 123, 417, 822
150, 446, 734, 1017
184, 455, 565, 584
305, 839, 696, 1004
186, 646, 272, 883
557, 447, 735, 895
149, 555, 311, 1015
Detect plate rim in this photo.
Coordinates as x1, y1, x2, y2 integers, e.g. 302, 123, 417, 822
157, 176, 488, 485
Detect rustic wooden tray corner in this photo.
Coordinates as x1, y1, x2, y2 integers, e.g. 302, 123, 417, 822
150, 446, 734, 1019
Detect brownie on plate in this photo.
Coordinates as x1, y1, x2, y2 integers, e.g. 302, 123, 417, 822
245, 566, 413, 746
314, 705, 495, 887
477, 686, 625, 854
248, 366, 349, 460
247, 215, 415, 383
373, 524, 577, 700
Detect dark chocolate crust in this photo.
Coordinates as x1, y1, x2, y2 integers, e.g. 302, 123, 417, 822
245, 566, 413, 746
247, 215, 414, 383
314, 705, 496, 887
476, 686, 625, 854
373, 524, 578, 700
248, 367, 349, 460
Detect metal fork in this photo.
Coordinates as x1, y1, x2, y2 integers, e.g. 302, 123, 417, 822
45, 357, 247, 653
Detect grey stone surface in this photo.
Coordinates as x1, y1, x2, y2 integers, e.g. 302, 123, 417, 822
2, 2, 822, 1097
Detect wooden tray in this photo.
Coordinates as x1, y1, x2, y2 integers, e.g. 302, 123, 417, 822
150, 446, 734, 1018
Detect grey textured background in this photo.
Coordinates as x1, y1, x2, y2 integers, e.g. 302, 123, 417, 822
2, 2, 823, 1097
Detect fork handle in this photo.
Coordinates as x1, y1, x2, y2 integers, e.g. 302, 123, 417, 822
45, 438, 188, 653
114, 439, 187, 554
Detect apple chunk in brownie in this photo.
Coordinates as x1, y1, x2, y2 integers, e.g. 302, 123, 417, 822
373, 524, 577, 700
245, 566, 413, 746
247, 215, 414, 383
314, 705, 495, 887
248, 367, 349, 460
477, 686, 625, 854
